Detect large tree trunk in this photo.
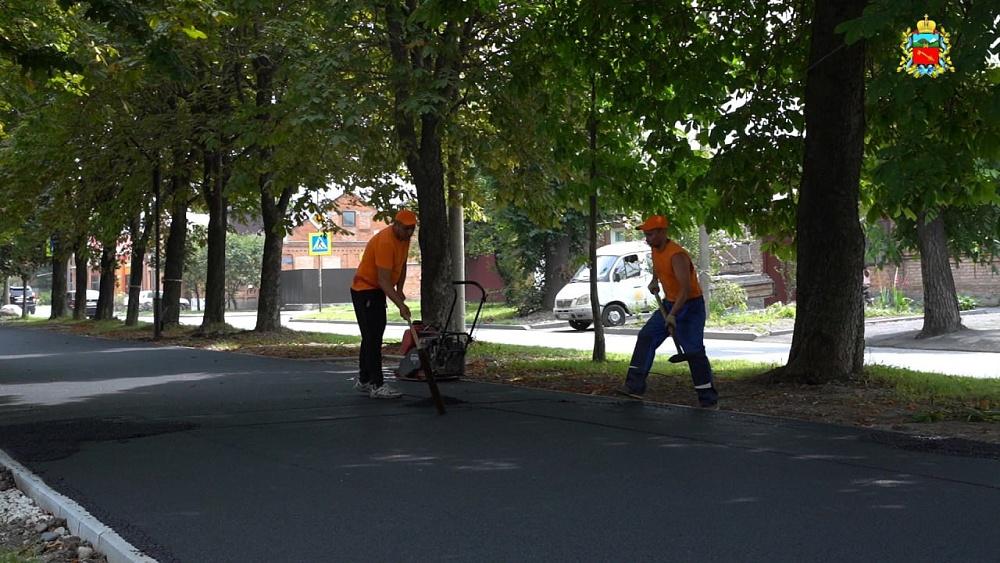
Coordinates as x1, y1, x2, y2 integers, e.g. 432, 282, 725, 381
775, 0, 867, 383
73, 238, 88, 320
256, 181, 291, 332
201, 152, 228, 328
541, 230, 572, 310
385, 4, 471, 329
253, 52, 290, 333
95, 244, 116, 320
409, 126, 454, 329
162, 180, 189, 327
49, 238, 69, 319
916, 211, 963, 337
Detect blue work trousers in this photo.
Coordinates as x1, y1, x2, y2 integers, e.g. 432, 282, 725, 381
625, 296, 718, 405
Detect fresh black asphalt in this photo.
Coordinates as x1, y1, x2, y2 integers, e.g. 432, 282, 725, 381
1, 325, 999, 562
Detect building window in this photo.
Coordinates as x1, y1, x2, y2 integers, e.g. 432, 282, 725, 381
343, 210, 357, 227
282, 255, 294, 265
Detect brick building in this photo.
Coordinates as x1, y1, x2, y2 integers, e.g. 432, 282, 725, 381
282, 194, 422, 299
869, 255, 1000, 306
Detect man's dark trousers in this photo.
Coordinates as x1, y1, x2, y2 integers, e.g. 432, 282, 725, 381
351, 288, 387, 386
625, 296, 718, 406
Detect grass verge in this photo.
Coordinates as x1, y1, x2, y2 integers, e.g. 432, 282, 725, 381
0, 551, 35, 563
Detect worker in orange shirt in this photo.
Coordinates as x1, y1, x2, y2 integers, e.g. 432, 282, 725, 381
350, 209, 417, 399
617, 215, 719, 409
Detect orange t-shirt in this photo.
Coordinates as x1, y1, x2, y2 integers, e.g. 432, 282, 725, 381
651, 240, 702, 302
351, 227, 410, 291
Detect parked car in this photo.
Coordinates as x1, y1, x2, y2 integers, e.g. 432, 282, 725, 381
552, 241, 658, 330
67, 289, 99, 318
9, 286, 36, 315
129, 290, 190, 311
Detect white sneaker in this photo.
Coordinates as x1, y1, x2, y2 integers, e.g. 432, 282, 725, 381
369, 384, 402, 399
353, 379, 372, 394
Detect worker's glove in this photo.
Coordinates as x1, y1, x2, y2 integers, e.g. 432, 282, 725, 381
665, 313, 677, 335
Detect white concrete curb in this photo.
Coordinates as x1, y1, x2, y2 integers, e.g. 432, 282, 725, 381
0, 448, 157, 563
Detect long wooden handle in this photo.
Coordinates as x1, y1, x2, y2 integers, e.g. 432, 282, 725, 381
652, 290, 683, 355
409, 322, 446, 415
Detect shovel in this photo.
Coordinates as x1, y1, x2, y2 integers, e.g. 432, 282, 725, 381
652, 290, 694, 364
408, 320, 446, 415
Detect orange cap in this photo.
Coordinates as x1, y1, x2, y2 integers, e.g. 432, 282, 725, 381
394, 209, 417, 226
636, 215, 669, 231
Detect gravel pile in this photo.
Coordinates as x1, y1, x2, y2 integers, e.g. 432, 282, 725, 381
0, 466, 107, 562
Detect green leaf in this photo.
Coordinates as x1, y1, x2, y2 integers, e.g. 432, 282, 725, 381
180, 25, 207, 40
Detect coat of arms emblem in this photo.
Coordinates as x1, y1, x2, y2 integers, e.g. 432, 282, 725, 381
898, 15, 954, 78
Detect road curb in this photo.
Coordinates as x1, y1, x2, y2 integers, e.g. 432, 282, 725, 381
0, 448, 157, 563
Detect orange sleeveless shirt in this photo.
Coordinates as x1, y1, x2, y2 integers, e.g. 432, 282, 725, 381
351, 227, 410, 291
651, 240, 702, 302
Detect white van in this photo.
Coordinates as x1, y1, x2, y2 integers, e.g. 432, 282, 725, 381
553, 241, 658, 330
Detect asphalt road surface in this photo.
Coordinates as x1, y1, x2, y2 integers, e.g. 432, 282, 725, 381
1, 325, 999, 562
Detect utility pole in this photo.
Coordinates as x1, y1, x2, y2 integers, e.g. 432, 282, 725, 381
698, 224, 712, 316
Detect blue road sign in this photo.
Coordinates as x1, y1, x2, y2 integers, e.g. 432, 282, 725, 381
308, 232, 332, 256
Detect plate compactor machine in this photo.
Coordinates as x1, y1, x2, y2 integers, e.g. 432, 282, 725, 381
396, 280, 487, 382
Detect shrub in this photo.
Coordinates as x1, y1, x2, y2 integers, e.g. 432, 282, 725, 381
765, 302, 796, 318
874, 287, 916, 314
957, 294, 978, 311
709, 280, 748, 316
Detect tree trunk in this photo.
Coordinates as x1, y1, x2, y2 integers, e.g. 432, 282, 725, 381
255, 181, 291, 332
49, 238, 69, 319
409, 128, 454, 329
776, 0, 867, 383
201, 152, 228, 328
95, 244, 116, 320
73, 238, 88, 320
162, 182, 189, 327
541, 230, 572, 310
253, 52, 289, 333
385, 4, 468, 330
125, 212, 152, 326
916, 211, 963, 337
20, 275, 28, 319
588, 72, 605, 362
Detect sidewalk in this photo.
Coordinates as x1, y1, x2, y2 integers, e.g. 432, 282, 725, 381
861, 308, 1000, 353
292, 308, 1000, 353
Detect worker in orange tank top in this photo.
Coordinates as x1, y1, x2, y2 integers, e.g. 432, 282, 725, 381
616, 215, 719, 409
350, 209, 417, 399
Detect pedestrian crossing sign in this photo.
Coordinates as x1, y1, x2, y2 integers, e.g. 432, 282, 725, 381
308, 232, 332, 256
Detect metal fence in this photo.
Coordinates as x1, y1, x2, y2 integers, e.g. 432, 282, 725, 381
281, 269, 357, 307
